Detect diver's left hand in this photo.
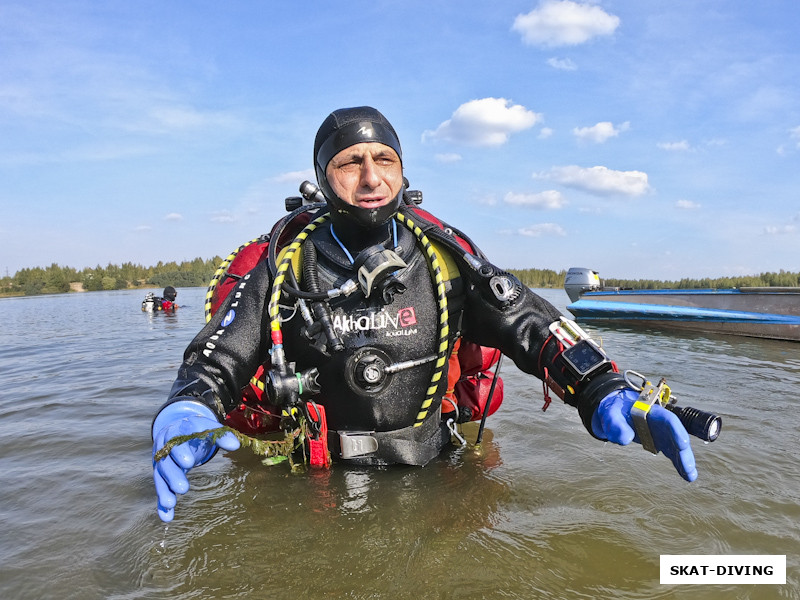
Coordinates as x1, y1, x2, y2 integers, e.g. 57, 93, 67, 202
591, 388, 697, 482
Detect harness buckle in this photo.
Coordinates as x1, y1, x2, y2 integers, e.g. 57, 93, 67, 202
338, 431, 379, 459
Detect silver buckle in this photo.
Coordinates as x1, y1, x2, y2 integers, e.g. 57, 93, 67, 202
338, 431, 379, 459
630, 381, 662, 454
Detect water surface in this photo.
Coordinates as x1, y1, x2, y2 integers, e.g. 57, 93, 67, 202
1, 288, 797, 599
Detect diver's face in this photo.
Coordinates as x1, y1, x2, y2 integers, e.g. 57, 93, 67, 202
326, 142, 403, 209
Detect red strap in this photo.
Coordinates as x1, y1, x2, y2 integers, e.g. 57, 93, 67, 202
539, 335, 568, 409
541, 367, 552, 412
306, 402, 331, 468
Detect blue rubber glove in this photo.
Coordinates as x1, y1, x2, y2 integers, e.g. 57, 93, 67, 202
152, 400, 240, 522
591, 388, 698, 482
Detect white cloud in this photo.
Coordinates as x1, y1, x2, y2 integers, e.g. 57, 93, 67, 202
737, 85, 792, 121
148, 106, 239, 131
134, 225, 152, 232
676, 199, 700, 209
790, 126, 800, 147
504, 190, 566, 209
658, 140, 692, 151
422, 98, 541, 146
763, 224, 797, 235
517, 223, 567, 237
210, 210, 236, 223
512, 1, 620, 48
535, 165, 651, 197
273, 169, 316, 183
109, 105, 243, 136
573, 121, 629, 143
547, 57, 577, 71
164, 212, 183, 221
538, 127, 554, 139
704, 138, 727, 148
434, 153, 463, 163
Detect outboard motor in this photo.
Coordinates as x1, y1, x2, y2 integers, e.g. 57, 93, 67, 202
564, 267, 602, 303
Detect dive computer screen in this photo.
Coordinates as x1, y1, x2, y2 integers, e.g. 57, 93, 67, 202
561, 339, 609, 379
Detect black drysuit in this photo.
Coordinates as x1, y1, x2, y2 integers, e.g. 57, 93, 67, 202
159, 207, 616, 464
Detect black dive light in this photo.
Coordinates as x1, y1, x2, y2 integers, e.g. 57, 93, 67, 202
623, 370, 723, 445
664, 404, 722, 443
285, 181, 327, 211
299, 180, 326, 204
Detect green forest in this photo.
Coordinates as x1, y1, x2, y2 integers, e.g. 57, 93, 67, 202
2, 260, 798, 298
1, 258, 222, 297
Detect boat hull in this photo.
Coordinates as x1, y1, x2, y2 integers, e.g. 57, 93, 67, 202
566, 288, 800, 342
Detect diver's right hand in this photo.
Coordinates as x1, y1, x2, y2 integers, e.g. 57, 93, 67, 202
152, 400, 240, 522
591, 388, 697, 483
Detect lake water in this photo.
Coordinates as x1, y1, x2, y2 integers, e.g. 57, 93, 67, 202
1, 287, 797, 600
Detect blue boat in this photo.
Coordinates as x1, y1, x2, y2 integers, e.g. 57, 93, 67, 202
564, 268, 800, 342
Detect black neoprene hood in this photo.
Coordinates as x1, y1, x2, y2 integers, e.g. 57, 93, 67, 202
313, 106, 404, 228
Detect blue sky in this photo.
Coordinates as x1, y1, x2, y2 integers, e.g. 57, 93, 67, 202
2, 0, 799, 280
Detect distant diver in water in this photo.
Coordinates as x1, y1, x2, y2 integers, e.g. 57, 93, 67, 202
141, 286, 178, 312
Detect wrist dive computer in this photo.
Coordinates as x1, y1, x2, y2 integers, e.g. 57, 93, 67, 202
549, 318, 613, 382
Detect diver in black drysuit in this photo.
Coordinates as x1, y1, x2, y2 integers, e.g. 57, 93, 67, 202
161, 286, 178, 310
151, 106, 699, 522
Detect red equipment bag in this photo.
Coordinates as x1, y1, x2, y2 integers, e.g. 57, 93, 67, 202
450, 340, 504, 421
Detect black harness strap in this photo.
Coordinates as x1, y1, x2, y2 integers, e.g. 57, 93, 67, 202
327, 407, 451, 466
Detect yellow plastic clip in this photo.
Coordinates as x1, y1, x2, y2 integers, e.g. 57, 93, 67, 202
656, 379, 671, 406
549, 317, 590, 346
281, 406, 300, 420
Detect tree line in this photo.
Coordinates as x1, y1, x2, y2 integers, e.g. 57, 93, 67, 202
596, 270, 800, 290
2, 261, 798, 298
1, 258, 222, 297
504, 267, 800, 290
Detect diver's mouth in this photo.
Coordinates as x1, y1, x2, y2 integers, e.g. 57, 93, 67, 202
357, 196, 390, 208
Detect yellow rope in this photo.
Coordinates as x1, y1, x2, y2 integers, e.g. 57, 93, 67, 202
395, 212, 450, 427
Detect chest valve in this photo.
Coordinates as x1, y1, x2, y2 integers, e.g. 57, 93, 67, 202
346, 347, 393, 393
